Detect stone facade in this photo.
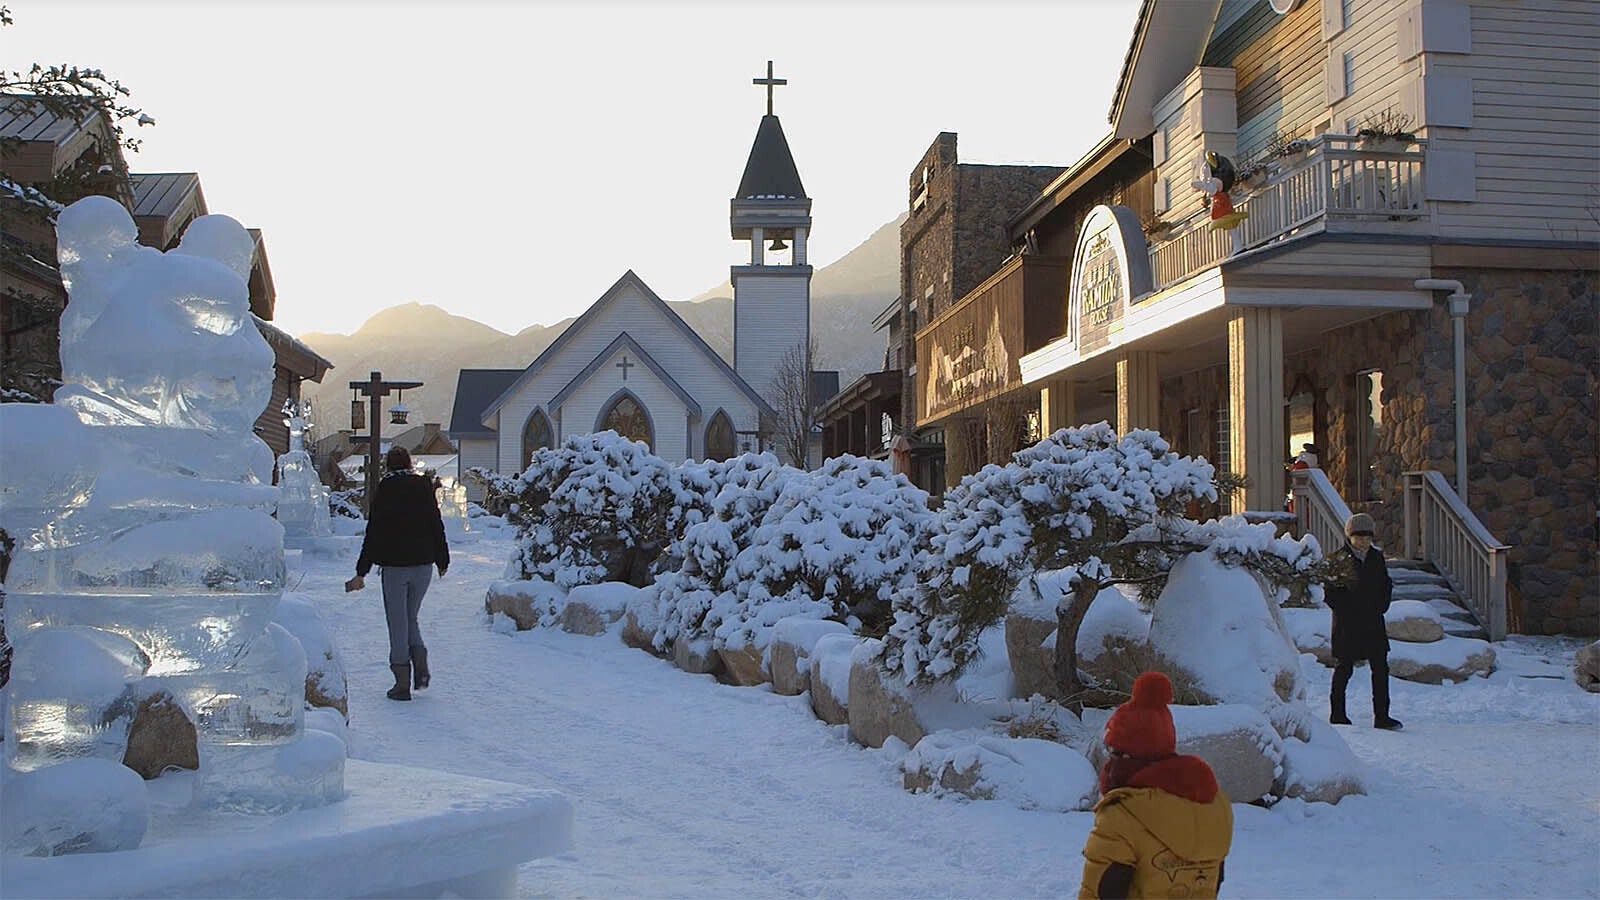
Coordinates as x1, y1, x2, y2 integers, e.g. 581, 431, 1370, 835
898, 132, 1062, 477
1156, 268, 1597, 635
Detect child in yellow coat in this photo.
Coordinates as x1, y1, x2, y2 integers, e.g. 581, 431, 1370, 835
1079, 672, 1233, 899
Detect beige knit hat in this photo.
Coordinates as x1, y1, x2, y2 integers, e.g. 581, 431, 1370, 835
1345, 512, 1376, 536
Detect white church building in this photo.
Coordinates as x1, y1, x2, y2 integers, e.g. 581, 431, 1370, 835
450, 64, 814, 490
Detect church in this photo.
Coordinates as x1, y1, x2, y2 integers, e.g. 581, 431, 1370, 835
450, 63, 815, 487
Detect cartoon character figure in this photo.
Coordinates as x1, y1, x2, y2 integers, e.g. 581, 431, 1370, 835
1191, 150, 1250, 231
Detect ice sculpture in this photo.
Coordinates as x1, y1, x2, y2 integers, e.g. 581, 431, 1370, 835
0, 197, 343, 855
275, 400, 333, 541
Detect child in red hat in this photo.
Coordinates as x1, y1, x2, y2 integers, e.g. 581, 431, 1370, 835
1079, 672, 1233, 899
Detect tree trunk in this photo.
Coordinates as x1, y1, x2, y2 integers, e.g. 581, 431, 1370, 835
1053, 578, 1099, 715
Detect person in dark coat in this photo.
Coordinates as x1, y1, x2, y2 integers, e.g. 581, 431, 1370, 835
349, 446, 449, 701
1326, 512, 1401, 729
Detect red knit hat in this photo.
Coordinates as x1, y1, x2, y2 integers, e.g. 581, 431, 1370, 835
1104, 672, 1177, 760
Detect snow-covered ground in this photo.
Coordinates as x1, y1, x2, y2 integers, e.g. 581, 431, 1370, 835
298, 538, 1600, 899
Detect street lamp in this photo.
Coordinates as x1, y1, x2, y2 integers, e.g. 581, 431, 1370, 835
349, 370, 423, 515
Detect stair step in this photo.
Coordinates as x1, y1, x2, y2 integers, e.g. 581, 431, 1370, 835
1386, 558, 1435, 571
1389, 567, 1450, 586
1394, 583, 1454, 601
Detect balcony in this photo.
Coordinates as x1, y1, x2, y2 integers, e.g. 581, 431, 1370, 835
1147, 134, 1429, 294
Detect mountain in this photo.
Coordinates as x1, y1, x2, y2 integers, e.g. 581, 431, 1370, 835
298, 213, 905, 441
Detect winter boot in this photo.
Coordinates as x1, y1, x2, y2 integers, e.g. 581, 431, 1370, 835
1375, 716, 1404, 730
387, 664, 412, 701
410, 646, 430, 690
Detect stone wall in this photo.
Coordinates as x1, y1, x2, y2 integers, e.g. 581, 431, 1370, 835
951, 164, 1063, 303
1288, 270, 1593, 635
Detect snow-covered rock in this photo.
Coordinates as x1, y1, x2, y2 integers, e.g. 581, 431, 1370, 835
672, 634, 723, 677
1003, 612, 1056, 699
1150, 554, 1303, 713
848, 639, 925, 749
1279, 717, 1366, 804
1280, 607, 1335, 665
1389, 635, 1496, 684
809, 633, 857, 725
1573, 640, 1600, 692
1087, 704, 1284, 805
561, 583, 633, 636
769, 617, 850, 696
485, 579, 563, 631
1385, 600, 1445, 643
620, 587, 665, 655
1005, 573, 1150, 701
902, 729, 1099, 811
717, 642, 768, 687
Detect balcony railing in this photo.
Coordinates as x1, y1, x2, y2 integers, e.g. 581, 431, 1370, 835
1147, 134, 1429, 293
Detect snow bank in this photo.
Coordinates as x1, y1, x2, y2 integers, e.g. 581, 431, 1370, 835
903, 729, 1099, 812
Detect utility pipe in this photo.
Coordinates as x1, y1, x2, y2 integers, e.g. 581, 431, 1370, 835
1415, 279, 1472, 504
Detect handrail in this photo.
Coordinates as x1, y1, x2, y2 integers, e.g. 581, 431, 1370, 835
1402, 470, 1512, 640
1146, 133, 1429, 293
1290, 466, 1352, 559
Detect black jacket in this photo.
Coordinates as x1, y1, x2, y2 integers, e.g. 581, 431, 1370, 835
1326, 542, 1393, 661
356, 472, 449, 577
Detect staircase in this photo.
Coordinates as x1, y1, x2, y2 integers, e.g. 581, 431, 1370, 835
1386, 559, 1490, 641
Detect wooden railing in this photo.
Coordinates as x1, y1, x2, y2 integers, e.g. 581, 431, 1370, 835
1402, 470, 1511, 641
1147, 134, 1428, 293
1290, 466, 1353, 558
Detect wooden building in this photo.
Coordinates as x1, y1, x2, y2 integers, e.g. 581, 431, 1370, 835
912, 0, 1598, 634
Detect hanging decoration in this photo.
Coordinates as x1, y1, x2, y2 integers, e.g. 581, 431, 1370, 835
1192, 150, 1250, 231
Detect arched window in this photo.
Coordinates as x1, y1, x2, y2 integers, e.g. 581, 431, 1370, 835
599, 393, 653, 449
522, 409, 553, 472
705, 410, 736, 461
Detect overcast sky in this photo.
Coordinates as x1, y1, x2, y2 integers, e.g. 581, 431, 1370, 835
12, 1, 1142, 337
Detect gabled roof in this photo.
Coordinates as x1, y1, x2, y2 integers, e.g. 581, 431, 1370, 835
130, 172, 207, 250
0, 94, 89, 145
735, 115, 807, 200
548, 332, 700, 418
480, 270, 778, 427
1107, 0, 1222, 139
449, 369, 522, 438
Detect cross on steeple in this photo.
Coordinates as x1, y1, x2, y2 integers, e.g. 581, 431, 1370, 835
752, 60, 786, 116
616, 355, 635, 380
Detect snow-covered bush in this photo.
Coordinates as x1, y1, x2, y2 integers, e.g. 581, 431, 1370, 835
328, 488, 363, 520
884, 423, 1321, 702
713, 456, 931, 651
502, 431, 680, 588
652, 453, 800, 651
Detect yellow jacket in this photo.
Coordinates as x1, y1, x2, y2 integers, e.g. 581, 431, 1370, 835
1078, 783, 1233, 899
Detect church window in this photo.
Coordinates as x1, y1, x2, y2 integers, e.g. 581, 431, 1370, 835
522, 409, 553, 472
600, 393, 653, 449
705, 411, 736, 461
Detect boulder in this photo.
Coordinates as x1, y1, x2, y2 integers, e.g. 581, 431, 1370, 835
770, 617, 851, 696
1279, 718, 1366, 804
847, 639, 926, 749
1389, 635, 1496, 684
672, 635, 723, 677
561, 583, 633, 636
121, 691, 198, 779
485, 579, 563, 631
717, 643, 768, 687
902, 729, 1099, 811
1089, 704, 1283, 805
1280, 607, 1335, 666
808, 633, 857, 726
1575, 640, 1600, 693
1384, 600, 1445, 643
620, 588, 665, 655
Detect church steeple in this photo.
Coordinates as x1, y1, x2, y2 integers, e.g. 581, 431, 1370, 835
730, 62, 812, 460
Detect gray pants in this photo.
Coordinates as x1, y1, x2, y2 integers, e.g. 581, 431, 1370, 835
381, 565, 432, 665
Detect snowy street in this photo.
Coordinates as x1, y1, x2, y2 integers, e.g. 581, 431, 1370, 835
299, 537, 1600, 899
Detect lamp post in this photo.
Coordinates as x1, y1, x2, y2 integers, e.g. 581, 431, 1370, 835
349, 370, 423, 516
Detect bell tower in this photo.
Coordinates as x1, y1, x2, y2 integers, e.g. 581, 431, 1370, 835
731, 61, 812, 421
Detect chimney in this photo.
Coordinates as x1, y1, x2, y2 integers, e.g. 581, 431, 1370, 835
424, 423, 440, 446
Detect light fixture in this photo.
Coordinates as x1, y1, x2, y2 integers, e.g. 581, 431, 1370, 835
389, 398, 410, 425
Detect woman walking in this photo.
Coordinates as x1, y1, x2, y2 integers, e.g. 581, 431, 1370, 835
349, 446, 449, 701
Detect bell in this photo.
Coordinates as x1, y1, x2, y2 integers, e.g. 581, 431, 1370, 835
768, 237, 788, 251
351, 398, 365, 431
